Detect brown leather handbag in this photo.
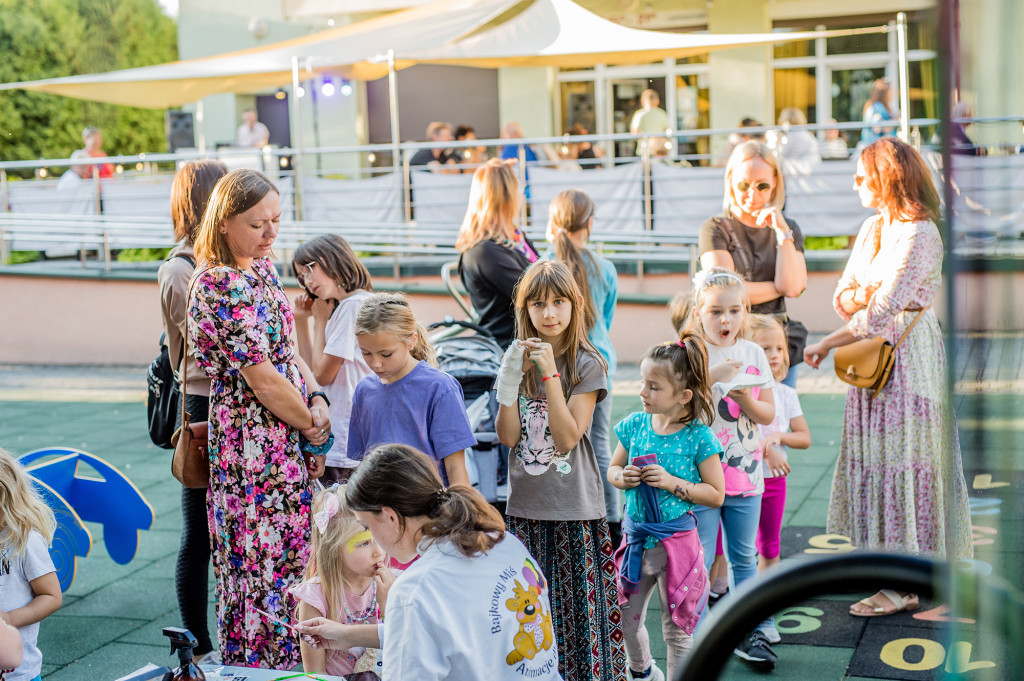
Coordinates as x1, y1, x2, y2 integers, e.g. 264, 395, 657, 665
833, 308, 928, 399
170, 272, 210, 489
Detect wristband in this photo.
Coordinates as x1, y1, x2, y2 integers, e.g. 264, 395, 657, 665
541, 373, 561, 382
307, 390, 330, 407
775, 229, 794, 245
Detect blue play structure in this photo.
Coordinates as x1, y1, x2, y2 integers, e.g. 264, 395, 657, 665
18, 448, 154, 592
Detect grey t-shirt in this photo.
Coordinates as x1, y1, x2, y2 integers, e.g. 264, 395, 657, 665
506, 350, 608, 521
698, 212, 805, 316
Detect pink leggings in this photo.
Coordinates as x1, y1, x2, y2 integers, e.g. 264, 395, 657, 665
755, 476, 787, 559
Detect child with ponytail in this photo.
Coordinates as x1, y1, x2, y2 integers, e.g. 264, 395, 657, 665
543, 189, 622, 544
348, 292, 475, 487
607, 336, 725, 681
297, 444, 561, 679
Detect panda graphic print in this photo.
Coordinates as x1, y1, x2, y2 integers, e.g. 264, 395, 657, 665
705, 338, 774, 497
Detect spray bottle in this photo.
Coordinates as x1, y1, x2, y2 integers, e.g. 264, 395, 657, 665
163, 627, 205, 681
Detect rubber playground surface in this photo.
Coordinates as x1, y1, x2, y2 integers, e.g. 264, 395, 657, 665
0, 353, 1020, 681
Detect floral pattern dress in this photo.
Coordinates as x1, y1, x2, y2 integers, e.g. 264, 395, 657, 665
189, 257, 312, 668
829, 216, 972, 560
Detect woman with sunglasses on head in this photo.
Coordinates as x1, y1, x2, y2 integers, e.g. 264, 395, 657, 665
159, 159, 227, 664
698, 141, 808, 388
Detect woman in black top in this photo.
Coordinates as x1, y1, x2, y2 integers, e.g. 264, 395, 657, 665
456, 158, 538, 348
698, 141, 808, 385
699, 141, 807, 314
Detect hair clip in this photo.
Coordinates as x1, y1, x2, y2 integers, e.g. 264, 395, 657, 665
312, 493, 340, 534
694, 269, 745, 290
383, 299, 409, 307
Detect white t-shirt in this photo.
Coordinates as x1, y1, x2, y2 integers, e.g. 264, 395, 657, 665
382, 534, 562, 681
236, 121, 270, 147
705, 338, 773, 497
759, 381, 803, 479
322, 291, 373, 468
0, 530, 56, 681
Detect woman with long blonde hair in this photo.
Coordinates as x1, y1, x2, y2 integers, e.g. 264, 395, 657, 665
698, 140, 809, 387
456, 158, 538, 348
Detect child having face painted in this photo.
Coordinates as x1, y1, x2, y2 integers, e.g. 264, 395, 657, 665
289, 486, 399, 677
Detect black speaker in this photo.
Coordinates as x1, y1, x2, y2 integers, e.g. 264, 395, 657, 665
165, 110, 195, 152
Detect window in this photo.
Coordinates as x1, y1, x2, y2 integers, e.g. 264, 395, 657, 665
774, 68, 816, 125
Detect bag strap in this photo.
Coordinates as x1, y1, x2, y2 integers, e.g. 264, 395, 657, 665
892, 307, 930, 353
174, 253, 197, 366
180, 265, 211, 430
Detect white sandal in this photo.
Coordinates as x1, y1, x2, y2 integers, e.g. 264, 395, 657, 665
849, 589, 919, 617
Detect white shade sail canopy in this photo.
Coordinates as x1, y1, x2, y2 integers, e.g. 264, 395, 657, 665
0, 0, 888, 109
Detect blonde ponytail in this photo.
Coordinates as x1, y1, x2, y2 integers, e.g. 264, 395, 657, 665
411, 321, 438, 368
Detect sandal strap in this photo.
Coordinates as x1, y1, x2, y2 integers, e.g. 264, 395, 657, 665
878, 589, 910, 609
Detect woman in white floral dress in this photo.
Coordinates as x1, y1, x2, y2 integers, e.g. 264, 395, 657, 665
804, 138, 971, 617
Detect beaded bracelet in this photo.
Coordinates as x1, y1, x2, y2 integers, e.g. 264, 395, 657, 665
541, 372, 561, 382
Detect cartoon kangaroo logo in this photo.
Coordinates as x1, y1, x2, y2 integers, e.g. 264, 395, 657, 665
505, 558, 554, 666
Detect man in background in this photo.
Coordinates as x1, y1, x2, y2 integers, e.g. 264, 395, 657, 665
630, 89, 669, 156
410, 122, 458, 172
236, 108, 270, 148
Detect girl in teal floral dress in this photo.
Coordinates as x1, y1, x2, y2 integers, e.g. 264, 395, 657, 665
189, 169, 331, 668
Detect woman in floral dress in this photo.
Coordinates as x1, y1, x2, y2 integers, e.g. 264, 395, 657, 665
189, 169, 331, 668
804, 138, 971, 616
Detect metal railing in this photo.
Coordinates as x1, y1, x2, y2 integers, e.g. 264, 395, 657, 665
2, 118, 1022, 273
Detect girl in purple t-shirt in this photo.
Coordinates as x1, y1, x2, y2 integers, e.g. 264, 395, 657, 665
347, 292, 475, 487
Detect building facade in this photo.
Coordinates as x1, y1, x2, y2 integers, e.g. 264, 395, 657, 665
178, 0, 1020, 170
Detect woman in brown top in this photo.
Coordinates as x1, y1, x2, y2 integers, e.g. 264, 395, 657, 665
698, 141, 808, 386
157, 159, 227, 662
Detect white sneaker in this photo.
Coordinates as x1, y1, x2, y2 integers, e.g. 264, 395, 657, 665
194, 650, 222, 666
628, 664, 665, 681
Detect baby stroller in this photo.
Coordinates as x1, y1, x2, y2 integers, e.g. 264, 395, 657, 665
428, 318, 507, 505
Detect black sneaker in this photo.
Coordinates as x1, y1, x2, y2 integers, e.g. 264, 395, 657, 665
733, 630, 777, 671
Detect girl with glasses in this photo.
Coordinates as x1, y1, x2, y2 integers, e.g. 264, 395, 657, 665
291, 235, 375, 485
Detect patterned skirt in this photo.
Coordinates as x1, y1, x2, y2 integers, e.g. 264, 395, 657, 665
828, 311, 973, 560
506, 516, 627, 681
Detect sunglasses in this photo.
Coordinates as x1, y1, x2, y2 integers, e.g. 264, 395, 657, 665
854, 175, 866, 187
735, 181, 772, 193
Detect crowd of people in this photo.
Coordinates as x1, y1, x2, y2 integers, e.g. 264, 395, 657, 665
0, 135, 972, 681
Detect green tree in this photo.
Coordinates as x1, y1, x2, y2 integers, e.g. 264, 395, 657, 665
0, 0, 177, 165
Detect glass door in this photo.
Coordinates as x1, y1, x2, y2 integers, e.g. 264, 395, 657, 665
610, 77, 666, 159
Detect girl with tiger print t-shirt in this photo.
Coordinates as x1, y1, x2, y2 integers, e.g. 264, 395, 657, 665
496, 260, 626, 681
